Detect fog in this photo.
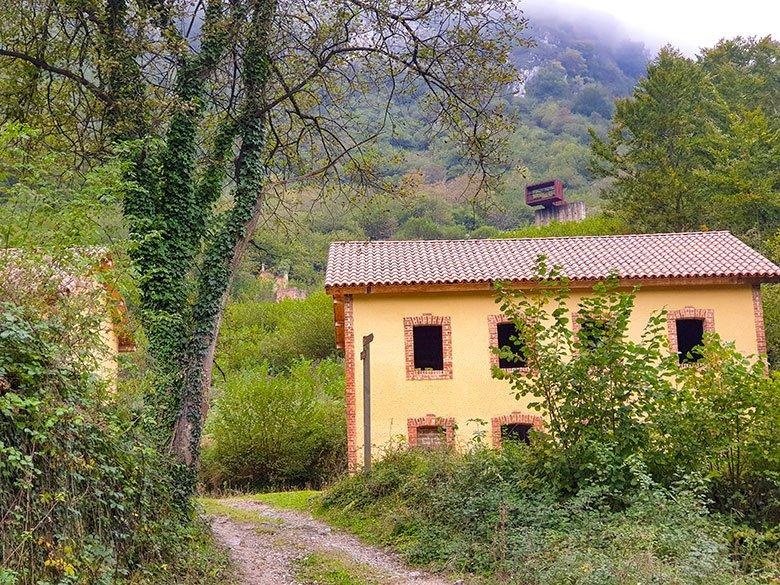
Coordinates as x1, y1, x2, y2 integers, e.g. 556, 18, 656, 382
522, 0, 778, 56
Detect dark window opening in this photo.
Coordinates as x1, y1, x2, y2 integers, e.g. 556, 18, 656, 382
416, 425, 446, 449
413, 325, 444, 370
497, 322, 527, 369
579, 318, 609, 351
501, 423, 532, 445
676, 319, 704, 363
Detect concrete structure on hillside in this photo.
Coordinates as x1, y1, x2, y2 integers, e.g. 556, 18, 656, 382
325, 231, 780, 471
525, 180, 586, 226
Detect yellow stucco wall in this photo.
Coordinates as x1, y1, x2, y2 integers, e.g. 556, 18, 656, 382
348, 284, 760, 458
97, 317, 121, 388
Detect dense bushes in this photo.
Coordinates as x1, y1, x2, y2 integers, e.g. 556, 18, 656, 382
0, 257, 230, 584
322, 447, 764, 584
201, 292, 346, 490
201, 359, 346, 491
493, 265, 780, 525
217, 292, 337, 374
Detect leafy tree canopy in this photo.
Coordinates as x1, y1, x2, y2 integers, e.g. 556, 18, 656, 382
591, 37, 780, 250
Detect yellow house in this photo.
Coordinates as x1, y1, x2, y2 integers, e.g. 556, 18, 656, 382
325, 231, 780, 471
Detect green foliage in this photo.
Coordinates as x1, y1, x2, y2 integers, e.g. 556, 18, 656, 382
201, 359, 346, 491
493, 263, 668, 494
571, 83, 614, 118
217, 292, 337, 374
501, 214, 625, 239
592, 38, 780, 248
525, 63, 570, 101
0, 255, 230, 584
320, 448, 762, 584
0, 123, 125, 248
763, 284, 780, 368
649, 341, 780, 526
494, 264, 780, 534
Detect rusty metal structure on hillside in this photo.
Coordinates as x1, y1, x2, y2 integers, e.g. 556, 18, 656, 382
525, 180, 586, 226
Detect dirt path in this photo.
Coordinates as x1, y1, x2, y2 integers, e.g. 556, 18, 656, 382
208, 498, 453, 585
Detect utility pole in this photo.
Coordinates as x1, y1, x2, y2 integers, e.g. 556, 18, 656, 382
360, 333, 374, 472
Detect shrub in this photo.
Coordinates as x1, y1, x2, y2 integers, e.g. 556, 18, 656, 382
648, 339, 780, 527
217, 292, 337, 374
201, 359, 346, 491
494, 261, 780, 531
321, 447, 762, 584
493, 263, 669, 495
0, 255, 230, 584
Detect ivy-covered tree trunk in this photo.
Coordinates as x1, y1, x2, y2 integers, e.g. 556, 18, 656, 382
109, 0, 277, 484
171, 0, 276, 473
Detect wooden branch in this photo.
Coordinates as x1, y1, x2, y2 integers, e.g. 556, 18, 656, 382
0, 48, 110, 103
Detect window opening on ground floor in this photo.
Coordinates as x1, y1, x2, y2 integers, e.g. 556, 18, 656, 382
415, 425, 446, 449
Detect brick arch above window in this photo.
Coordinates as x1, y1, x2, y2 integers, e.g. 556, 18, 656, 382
666, 307, 715, 355
403, 313, 453, 380
407, 414, 456, 448
488, 314, 530, 373
491, 412, 544, 448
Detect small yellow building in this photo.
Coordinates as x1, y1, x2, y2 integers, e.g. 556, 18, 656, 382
0, 250, 135, 385
325, 231, 780, 471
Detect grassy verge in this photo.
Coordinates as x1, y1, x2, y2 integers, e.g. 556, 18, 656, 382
293, 551, 383, 585
315, 448, 771, 585
244, 489, 322, 512
125, 517, 236, 584
198, 497, 282, 534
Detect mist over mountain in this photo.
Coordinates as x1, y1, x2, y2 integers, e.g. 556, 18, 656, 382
515, 1, 650, 97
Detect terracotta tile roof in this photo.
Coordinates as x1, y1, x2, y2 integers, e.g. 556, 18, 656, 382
325, 231, 780, 288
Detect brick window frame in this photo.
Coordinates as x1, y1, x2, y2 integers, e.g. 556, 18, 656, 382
404, 314, 453, 380
667, 307, 715, 359
407, 414, 456, 447
491, 412, 544, 448
488, 314, 530, 373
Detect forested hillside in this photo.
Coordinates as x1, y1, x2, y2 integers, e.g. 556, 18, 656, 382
243, 5, 651, 290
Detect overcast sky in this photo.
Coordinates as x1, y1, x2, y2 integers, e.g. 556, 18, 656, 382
527, 0, 779, 55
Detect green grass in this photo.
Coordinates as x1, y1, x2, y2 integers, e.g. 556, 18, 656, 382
243, 490, 322, 512
197, 498, 282, 533
292, 551, 383, 585
312, 506, 387, 548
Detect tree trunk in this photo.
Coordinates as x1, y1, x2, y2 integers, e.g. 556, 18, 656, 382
169, 0, 276, 479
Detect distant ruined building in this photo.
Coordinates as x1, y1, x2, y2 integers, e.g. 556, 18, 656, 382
525, 180, 586, 226
259, 265, 307, 302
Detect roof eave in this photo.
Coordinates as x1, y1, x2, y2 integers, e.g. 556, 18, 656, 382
325, 274, 780, 296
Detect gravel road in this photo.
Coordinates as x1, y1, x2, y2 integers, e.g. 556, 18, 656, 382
208, 498, 452, 585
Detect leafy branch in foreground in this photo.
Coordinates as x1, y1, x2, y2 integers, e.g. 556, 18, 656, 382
493, 258, 779, 525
